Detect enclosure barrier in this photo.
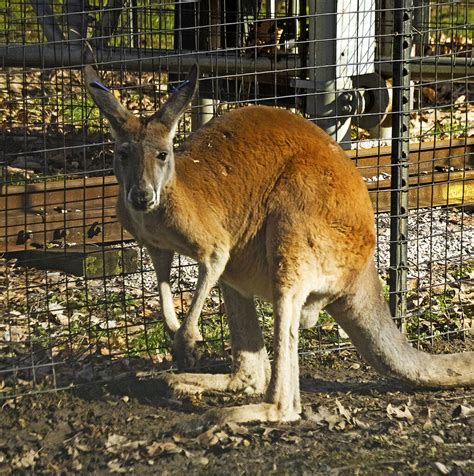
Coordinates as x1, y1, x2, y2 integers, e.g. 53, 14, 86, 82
0, 0, 472, 399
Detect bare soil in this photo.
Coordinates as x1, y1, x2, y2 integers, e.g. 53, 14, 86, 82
1, 339, 473, 475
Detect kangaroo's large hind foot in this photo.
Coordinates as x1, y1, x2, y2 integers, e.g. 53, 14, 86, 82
161, 371, 266, 397
205, 402, 300, 424
174, 402, 300, 435
163, 284, 271, 397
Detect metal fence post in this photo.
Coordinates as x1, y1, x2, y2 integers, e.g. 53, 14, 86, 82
389, 0, 412, 328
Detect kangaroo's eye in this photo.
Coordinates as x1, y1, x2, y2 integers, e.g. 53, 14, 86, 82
157, 151, 168, 161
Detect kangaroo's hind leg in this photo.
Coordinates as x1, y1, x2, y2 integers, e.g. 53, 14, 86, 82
190, 219, 324, 425
224, 283, 271, 393
162, 283, 271, 396
196, 281, 307, 425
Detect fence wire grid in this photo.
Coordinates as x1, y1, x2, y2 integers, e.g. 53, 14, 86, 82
0, 0, 473, 399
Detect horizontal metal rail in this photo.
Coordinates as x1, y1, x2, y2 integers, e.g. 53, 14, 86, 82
1, 45, 472, 81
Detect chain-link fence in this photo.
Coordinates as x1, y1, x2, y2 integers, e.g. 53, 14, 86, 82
0, 0, 472, 399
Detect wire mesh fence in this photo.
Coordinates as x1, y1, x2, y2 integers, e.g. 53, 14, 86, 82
0, 0, 472, 399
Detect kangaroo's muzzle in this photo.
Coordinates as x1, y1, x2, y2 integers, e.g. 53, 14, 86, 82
128, 184, 156, 211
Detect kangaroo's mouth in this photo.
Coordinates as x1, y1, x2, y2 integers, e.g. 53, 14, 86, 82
129, 200, 157, 212
127, 187, 158, 212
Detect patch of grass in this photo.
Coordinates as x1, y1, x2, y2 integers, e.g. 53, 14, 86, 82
0, 168, 68, 187
0, 0, 176, 48
0, 0, 43, 43
406, 290, 468, 342
431, 1, 474, 39
405, 259, 473, 342
200, 314, 229, 354
452, 259, 474, 280
128, 321, 168, 357
405, 280, 472, 340
20, 287, 150, 357
30, 324, 52, 349
433, 119, 470, 138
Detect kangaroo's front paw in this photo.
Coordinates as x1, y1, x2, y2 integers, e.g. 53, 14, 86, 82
172, 329, 204, 369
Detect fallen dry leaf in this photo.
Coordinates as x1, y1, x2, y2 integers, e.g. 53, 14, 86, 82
74, 442, 93, 453
434, 461, 451, 475
423, 418, 433, 430
335, 399, 351, 421
105, 434, 128, 453
107, 459, 127, 474
105, 434, 146, 454
225, 421, 248, 436
352, 417, 370, 430
306, 405, 347, 431
11, 449, 37, 469
452, 460, 472, 469
48, 302, 69, 326
196, 426, 220, 446
386, 403, 414, 423
452, 404, 474, 420
147, 441, 180, 457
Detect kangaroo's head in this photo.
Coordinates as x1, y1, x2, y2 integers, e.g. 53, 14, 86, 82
85, 65, 198, 212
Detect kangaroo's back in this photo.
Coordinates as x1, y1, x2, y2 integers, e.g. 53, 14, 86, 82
177, 106, 354, 189
175, 106, 375, 252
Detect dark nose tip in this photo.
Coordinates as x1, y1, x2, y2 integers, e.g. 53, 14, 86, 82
129, 185, 155, 211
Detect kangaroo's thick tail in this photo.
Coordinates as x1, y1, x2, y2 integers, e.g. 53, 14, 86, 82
327, 260, 473, 387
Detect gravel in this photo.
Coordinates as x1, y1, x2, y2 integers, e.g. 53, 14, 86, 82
375, 207, 473, 286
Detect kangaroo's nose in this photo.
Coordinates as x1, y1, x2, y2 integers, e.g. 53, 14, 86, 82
128, 185, 155, 211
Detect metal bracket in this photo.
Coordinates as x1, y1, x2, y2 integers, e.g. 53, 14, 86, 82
291, 72, 390, 130
351, 73, 391, 130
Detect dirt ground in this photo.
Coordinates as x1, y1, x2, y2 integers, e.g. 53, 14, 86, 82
1, 340, 473, 475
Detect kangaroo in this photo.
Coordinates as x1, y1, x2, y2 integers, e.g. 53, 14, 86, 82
85, 64, 473, 424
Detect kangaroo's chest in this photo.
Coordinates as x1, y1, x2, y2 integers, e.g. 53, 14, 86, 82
117, 197, 201, 259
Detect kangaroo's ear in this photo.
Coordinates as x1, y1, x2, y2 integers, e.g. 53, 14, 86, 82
147, 64, 199, 134
84, 65, 133, 135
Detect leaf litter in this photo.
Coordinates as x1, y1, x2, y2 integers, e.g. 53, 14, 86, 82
0, 325, 472, 474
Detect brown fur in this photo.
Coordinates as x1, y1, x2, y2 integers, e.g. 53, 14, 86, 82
85, 65, 474, 426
